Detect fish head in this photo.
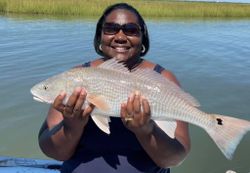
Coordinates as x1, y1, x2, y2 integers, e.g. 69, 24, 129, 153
30, 69, 87, 104
30, 74, 65, 104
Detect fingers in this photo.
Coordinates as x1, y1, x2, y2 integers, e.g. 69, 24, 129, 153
123, 91, 142, 118
63, 87, 82, 117
82, 103, 95, 118
141, 96, 151, 123
133, 91, 142, 122
73, 89, 87, 116
53, 87, 90, 119
53, 91, 66, 112
121, 91, 151, 126
126, 93, 135, 119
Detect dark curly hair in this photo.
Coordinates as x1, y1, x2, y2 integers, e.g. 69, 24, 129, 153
93, 3, 150, 57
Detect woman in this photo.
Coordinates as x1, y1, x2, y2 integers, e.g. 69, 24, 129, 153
38, 3, 190, 173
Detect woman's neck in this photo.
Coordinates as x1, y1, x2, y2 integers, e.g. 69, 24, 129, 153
101, 56, 144, 71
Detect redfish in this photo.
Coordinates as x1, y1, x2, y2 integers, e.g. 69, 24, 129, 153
31, 59, 250, 160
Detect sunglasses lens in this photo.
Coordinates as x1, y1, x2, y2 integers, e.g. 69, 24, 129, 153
103, 23, 141, 36
123, 23, 140, 36
103, 23, 119, 35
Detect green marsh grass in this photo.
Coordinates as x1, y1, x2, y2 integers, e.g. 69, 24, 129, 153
1, 0, 250, 18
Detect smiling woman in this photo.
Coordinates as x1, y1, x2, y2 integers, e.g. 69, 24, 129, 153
37, 3, 190, 173
97, 9, 145, 65
93, 4, 149, 70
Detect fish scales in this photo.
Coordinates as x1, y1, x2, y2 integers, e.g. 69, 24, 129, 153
82, 67, 205, 124
81, 68, 136, 115
80, 66, 211, 128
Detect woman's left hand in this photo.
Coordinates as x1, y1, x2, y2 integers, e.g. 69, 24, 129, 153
120, 91, 154, 136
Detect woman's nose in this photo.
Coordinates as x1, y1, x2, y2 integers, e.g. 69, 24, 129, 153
114, 30, 127, 44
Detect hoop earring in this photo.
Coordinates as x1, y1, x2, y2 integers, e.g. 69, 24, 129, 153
99, 44, 103, 51
141, 45, 146, 53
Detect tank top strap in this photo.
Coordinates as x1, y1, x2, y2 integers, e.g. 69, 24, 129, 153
153, 64, 165, 74
82, 61, 91, 67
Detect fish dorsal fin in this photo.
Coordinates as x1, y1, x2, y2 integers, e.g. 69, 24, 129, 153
155, 120, 177, 139
91, 115, 111, 134
99, 58, 199, 107
87, 94, 110, 112
98, 58, 130, 73
131, 68, 200, 107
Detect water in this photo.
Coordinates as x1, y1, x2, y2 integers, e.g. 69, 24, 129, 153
0, 15, 250, 173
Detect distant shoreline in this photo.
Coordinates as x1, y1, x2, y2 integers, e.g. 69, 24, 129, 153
1, 0, 250, 18
179, 0, 250, 4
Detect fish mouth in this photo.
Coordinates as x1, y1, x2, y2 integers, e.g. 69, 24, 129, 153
30, 88, 46, 103
33, 96, 45, 103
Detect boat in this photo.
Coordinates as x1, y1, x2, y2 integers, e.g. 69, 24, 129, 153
0, 156, 61, 173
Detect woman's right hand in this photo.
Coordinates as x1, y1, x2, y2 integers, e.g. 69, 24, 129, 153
38, 87, 94, 160
53, 87, 94, 135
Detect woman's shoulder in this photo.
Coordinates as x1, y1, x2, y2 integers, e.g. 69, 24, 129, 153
142, 60, 180, 85
140, 60, 171, 75
73, 58, 104, 68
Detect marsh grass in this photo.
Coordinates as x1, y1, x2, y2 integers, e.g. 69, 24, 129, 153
1, 0, 250, 18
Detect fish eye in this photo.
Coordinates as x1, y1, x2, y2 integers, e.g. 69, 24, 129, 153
43, 85, 48, 90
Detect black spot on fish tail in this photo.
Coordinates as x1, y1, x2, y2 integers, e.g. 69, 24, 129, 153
216, 118, 223, 125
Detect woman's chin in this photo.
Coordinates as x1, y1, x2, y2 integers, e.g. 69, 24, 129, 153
113, 55, 129, 62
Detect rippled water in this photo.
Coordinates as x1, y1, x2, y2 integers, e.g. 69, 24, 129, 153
0, 15, 250, 173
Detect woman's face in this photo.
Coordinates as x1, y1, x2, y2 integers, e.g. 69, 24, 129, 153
100, 9, 143, 61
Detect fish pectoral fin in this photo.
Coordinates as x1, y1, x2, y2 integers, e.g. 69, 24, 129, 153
154, 120, 177, 139
87, 94, 110, 112
91, 115, 111, 134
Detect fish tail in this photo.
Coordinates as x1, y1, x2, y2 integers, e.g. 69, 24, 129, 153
205, 114, 250, 160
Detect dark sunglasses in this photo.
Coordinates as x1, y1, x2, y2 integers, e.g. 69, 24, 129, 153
102, 22, 141, 36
